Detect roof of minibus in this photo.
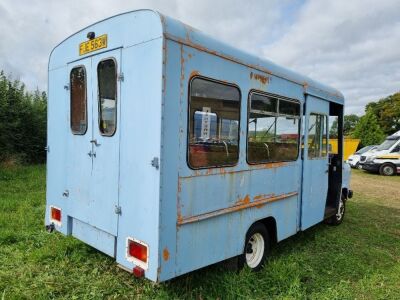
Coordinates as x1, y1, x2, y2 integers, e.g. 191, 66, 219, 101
50, 9, 344, 104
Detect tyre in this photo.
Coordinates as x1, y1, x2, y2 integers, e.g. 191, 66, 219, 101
326, 197, 346, 226
356, 163, 363, 170
238, 222, 270, 271
379, 163, 396, 176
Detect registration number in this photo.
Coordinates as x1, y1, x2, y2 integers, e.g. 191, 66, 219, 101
79, 34, 107, 56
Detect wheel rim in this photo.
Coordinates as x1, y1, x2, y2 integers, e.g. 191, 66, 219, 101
245, 233, 265, 268
336, 199, 345, 221
383, 166, 394, 175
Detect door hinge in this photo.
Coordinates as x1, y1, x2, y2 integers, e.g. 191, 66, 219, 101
44, 145, 50, 152
151, 157, 159, 170
114, 205, 122, 215
64, 84, 70, 91
117, 72, 124, 82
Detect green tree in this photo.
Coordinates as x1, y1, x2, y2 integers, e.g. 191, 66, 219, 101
329, 114, 360, 138
352, 110, 385, 147
366, 92, 400, 135
0, 71, 47, 164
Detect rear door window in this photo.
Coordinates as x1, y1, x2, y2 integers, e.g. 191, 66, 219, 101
98, 59, 117, 136
70, 66, 87, 134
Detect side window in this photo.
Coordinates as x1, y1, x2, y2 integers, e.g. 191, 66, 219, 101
247, 93, 300, 163
70, 66, 87, 134
308, 113, 328, 158
98, 59, 117, 136
188, 77, 241, 168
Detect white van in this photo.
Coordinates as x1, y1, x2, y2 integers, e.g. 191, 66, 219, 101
360, 130, 400, 175
347, 145, 377, 169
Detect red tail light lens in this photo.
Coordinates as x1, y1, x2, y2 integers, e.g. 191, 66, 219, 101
128, 240, 148, 263
51, 207, 61, 222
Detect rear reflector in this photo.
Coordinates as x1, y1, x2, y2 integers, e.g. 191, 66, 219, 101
128, 239, 148, 263
50, 206, 61, 223
133, 266, 145, 278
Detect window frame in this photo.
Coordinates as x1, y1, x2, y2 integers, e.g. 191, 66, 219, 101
246, 90, 301, 165
186, 75, 242, 170
307, 112, 328, 159
70, 65, 88, 135
97, 57, 118, 137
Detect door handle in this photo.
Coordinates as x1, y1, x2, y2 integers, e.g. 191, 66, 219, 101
90, 139, 101, 146
88, 150, 96, 158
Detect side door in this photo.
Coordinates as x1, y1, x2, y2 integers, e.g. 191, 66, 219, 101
66, 59, 94, 224
301, 95, 329, 230
89, 49, 122, 236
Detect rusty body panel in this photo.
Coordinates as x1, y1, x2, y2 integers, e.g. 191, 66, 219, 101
46, 9, 348, 284
177, 191, 298, 225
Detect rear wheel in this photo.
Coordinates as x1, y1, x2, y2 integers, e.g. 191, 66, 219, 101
238, 223, 270, 271
379, 163, 396, 176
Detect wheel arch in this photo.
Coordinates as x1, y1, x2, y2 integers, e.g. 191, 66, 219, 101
250, 216, 277, 245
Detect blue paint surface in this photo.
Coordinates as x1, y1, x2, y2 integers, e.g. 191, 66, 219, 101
46, 10, 350, 283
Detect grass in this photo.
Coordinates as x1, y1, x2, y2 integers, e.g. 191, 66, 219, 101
0, 165, 399, 299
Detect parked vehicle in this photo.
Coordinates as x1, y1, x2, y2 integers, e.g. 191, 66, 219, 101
361, 131, 400, 175
45, 10, 352, 282
347, 145, 377, 169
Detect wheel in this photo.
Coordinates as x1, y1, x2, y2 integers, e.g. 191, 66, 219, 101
379, 163, 396, 176
356, 163, 363, 170
326, 197, 346, 226
238, 223, 270, 271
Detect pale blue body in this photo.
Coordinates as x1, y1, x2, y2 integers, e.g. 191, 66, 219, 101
46, 10, 349, 282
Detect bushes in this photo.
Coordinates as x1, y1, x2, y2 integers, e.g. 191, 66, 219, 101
0, 71, 47, 164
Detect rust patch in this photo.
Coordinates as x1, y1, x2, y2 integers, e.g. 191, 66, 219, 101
250, 72, 269, 85
254, 193, 275, 201
163, 248, 170, 261
188, 53, 192, 58
255, 203, 266, 209
177, 191, 298, 225
236, 194, 250, 205
189, 70, 200, 78
249, 161, 288, 170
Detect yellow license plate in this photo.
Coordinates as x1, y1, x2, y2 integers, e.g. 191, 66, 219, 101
79, 34, 107, 56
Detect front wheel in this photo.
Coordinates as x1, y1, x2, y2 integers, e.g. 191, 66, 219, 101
379, 163, 396, 176
326, 197, 346, 226
238, 223, 270, 271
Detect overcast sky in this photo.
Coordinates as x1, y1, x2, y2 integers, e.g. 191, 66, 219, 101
0, 0, 399, 114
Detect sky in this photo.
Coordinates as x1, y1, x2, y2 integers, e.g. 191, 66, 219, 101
0, 0, 399, 115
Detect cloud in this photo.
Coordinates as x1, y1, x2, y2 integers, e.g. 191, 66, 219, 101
261, 0, 400, 114
0, 0, 399, 115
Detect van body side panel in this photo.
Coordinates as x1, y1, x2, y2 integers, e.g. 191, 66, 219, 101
46, 10, 164, 281
169, 44, 304, 278
45, 66, 69, 235
115, 38, 163, 281
158, 40, 182, 281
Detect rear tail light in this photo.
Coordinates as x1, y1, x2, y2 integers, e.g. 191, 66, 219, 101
50, 206, 61, 223
128, 239, 148, 263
